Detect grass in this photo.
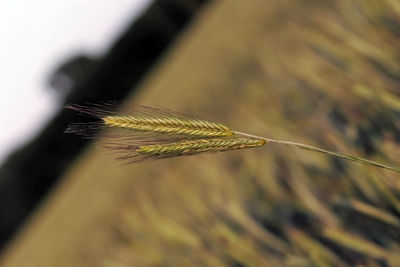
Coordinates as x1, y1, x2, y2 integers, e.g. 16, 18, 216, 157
67, 102, 400, 171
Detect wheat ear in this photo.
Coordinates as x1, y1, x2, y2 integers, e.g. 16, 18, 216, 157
66, 103, 400, 173
66, 104, 233, 137
109, 137, 266, 162
102, 115, 233, 137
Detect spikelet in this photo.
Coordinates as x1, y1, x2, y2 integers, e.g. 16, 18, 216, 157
65, 103, 233, 138
110, 137, 266, 162
101, 115, 233, 137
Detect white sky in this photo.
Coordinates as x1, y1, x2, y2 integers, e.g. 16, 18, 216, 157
0, 0, 153, 164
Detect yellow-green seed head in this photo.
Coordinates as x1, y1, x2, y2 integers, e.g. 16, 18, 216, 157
135, 137, 266, 160
102, 115, 234, 137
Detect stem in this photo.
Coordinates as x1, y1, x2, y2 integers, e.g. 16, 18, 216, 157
233, 131, 400, 174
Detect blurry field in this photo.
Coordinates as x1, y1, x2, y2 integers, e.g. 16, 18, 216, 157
2, 0, 400, 266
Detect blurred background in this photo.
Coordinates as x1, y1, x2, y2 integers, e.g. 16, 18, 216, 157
0, 0, 400, 266
0, 0, 207, 254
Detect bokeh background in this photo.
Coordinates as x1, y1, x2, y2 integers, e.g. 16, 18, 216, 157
1, 0, 400, 266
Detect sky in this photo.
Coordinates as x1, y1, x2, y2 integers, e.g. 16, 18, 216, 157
0, 0, 153, 164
